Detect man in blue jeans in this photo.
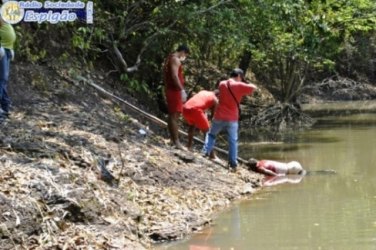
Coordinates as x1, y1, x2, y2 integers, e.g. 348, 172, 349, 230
203, 68, 257, 171
0, 18, 16, 121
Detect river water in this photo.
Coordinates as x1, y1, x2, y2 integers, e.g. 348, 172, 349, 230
165, 111, 376, 250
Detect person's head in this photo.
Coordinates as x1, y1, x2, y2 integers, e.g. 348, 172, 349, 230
287, 161, 304, 175
247, 158, 259, 170
230, 68, 246, 82
176, 44, 190, 62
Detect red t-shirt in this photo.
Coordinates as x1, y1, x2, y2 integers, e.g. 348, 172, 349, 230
214, 79, 256, 121
183, 90, 217, 111
163, 54, 184, 91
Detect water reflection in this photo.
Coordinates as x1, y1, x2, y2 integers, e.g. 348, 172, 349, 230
263, 175, 305, 187
187, 205, 243, 250
188, 228, 220, 250
302, 100, 376, 116
296, 131, 343, 144
189, 245, 220, 250
314, 116, 376, 128
240, 143, 311, 154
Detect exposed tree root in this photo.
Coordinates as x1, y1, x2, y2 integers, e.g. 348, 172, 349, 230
300, 76, 376, 102
246, 103, 315, 131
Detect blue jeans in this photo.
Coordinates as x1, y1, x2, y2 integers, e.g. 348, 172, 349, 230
0, 49, 11, 115
203, 120, 239, 168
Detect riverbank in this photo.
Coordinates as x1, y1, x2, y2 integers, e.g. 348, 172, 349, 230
0, 62, 263, 249
302, 100, 376, 116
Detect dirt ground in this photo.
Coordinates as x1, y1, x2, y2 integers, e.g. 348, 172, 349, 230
0, 62, 263, 249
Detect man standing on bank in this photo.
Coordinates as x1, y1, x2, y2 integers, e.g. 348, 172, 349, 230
203, 68, 257, 171
163, 44, 190, 149
0, 16, 16, 121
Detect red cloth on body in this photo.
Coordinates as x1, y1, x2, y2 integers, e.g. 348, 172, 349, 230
163, 54, 185, 114
166, 89, 183, 114
182, 90, 217, 131
213, 79, 255, 121
257, 160, 289, 175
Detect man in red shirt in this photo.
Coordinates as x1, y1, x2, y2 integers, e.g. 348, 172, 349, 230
182, 89, 218, 150
203, 68, 257, 171
163, 45, 190, 149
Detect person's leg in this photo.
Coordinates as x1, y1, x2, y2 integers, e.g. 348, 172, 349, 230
1, 84, 10, 115
209, 149, 217, 159
167, 112, 182, 148
187, 125, 195, 150
204, 120, 224, 157
165, 88, 183, 148
0, 49, 10, 117
202, 132, 216, 159
226, 121, 239, 168
202, 132, 210, 154
167, 114, 175, 141
183, 108, 200, 150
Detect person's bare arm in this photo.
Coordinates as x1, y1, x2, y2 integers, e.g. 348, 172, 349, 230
258, 167, 278, 176
237, 82, 258, 96
208, 97, 218, 120
248, 83, 258, 91
170, 56, 183, 90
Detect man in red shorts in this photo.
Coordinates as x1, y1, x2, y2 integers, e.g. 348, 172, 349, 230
163, 44, 190, 149
182, 89, 218, 150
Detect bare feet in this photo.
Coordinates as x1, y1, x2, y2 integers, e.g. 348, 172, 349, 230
229, 166, 239, 173
172, 141, 187, 151
208, 151, 217, 160
209, 156, 226, 167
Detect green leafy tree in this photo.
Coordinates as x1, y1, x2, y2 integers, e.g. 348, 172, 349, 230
237, 0, 376, 103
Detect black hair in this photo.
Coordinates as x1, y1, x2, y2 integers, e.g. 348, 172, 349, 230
215, 75, 228, 89
246, 158, 258, 171
229, 68, 244, 78
176, 44, 190, 54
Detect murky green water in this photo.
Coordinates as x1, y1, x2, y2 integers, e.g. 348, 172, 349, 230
165, 112, 376, 250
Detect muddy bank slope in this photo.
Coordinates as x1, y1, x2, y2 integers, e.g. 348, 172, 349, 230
0, 62, 262, 249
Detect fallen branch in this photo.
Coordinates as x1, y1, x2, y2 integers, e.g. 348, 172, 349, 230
113, 44, 141, 73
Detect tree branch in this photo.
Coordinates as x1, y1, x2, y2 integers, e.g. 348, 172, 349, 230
112, 0, 231, 74
113, 44, 128, 72
194, 0, 231, 15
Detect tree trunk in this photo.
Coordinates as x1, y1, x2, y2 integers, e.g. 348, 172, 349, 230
238, 49, 252, 75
